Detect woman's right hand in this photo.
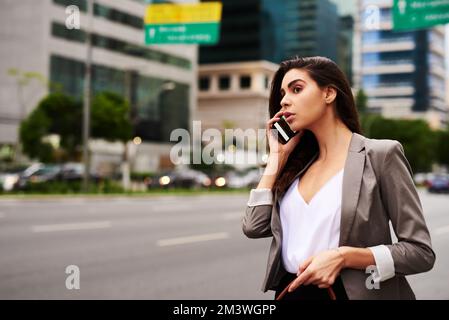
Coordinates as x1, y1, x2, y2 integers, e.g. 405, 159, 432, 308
266, 110, 305, 160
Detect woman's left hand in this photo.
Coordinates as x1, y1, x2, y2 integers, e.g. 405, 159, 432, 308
288, 249, 346, 291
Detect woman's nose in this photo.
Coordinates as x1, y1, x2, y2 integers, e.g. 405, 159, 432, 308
280, 96, 291, 108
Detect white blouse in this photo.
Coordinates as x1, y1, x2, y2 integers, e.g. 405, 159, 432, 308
280, 168, 344, 273
246, 174, 396, 283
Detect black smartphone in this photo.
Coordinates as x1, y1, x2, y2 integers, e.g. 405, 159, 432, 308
271, 115, 297, 144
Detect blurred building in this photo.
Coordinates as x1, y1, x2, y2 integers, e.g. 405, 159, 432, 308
197, 0, 339, 151
287, 0, 338, 61
338, 15, 355, 86
199, 0, 289, 64
200, 0, 338, 64
195, 61, 279, 168
0, 0, 197, 172
354, 0, 448, 128
196, 60, 277, 133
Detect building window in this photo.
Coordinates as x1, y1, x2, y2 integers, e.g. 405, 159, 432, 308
51, 22, 191, 70
199, 76, 210, 91
51, 21, 86, 42
94, 3, 143, 29
239, 75, 251, 89
53, 0, 143, 30
264, 75, 270, 89
50, 54, 190, 143
219, 75, 230, 90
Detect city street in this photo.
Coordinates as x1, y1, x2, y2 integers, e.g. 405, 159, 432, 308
0, 189, 448, 299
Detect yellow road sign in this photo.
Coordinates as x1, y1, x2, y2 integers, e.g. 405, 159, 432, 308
145, 2, 222, 24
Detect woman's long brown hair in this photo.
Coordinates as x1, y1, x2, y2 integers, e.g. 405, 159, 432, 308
269, 56, 362, 198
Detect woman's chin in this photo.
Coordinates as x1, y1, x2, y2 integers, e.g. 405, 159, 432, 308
290, 123, 301, 133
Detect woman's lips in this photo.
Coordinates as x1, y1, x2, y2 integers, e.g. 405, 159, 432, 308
282, 112, 295, 122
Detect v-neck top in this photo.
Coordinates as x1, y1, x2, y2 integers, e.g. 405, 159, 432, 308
279, 168, 344, 274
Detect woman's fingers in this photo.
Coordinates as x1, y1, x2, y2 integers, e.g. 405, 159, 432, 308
266, 110, 285, 129
273, 110, 285, 118
288, 270, 311, 292
266, 117, 281, 130
297, 255, 313, 276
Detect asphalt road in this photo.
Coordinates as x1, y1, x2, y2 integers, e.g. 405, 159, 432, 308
0, 189, 448, 299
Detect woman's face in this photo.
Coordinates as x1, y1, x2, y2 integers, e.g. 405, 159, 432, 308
279, 68, 335, 132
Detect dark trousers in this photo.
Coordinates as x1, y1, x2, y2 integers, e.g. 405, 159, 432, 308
274, 272, 349, 300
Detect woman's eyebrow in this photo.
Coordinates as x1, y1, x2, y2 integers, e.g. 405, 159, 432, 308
280, 78, 306, 93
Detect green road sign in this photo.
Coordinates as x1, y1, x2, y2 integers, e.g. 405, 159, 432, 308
145, 22, 220, 45
144, 3, 222, 45
393, 0, 449, 31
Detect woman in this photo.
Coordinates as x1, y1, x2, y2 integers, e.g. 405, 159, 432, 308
242, 56, 435, 300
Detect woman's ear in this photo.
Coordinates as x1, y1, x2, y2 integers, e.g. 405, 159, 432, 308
324, 86, 337, 104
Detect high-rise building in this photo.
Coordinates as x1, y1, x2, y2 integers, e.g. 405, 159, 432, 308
338, 15, 355, 86
197, 0, 340, 142
286, 0, 338, 61
0, 0, 198, 171
354, 0, 448, 128
199, 0, 339, 64
199, 0, 289, 64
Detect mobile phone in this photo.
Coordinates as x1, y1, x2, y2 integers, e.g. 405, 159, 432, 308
272, 115, 297, 144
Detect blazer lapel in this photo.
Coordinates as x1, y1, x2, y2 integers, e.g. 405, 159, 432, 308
339, 132, 366, 246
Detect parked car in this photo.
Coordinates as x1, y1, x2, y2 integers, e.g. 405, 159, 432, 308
413, 173, 428, 186
427, 174, 449, 193
147, 168, 212, 189
226, 168, 262, 189
0, 168, 25, 191
15, 164, 62, 189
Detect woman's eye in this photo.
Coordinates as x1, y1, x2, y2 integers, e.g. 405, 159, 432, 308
293, 87, 302, 93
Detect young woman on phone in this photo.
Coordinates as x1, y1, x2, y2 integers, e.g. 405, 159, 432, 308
242, 56, 435, 300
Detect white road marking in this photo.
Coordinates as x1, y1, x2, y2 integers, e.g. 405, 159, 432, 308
434, 225, 449, 236
157, 232, 229, 247
32, 221, 112, 233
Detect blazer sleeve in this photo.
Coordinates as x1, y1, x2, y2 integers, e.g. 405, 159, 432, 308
242, 188, 274, 239
380, 141, 436, 276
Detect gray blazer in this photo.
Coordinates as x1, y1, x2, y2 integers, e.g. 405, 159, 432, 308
242, 132, 435, 299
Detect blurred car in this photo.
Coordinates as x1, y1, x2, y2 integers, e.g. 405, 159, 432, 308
0, 168, 24, 191
147, 168, 212, 189
226, 168, 262, 189
15, 164, 62, 189
61, 163, 83, 180
427, 174, 449, 193
413, 173, 428, 186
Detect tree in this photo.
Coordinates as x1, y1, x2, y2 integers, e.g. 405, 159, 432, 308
91, 92, 133, 189
368, 117, 437, 173
19, 91, 132, 163
436, 128, 449, 167
91, 92, 132, 142
19, 93, 81, 162
355, 89, 368, 115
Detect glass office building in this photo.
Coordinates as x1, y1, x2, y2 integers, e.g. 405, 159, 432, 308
0, 0, 195, 146
357, 0, 447, 126
199, 0, 338, 64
